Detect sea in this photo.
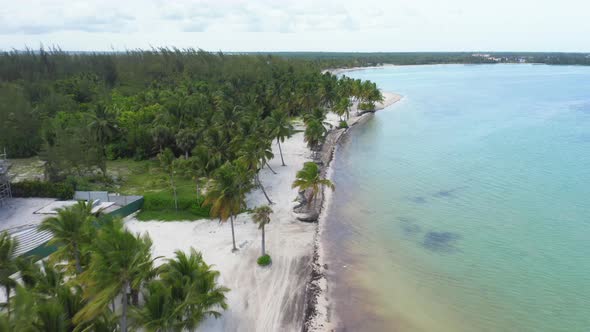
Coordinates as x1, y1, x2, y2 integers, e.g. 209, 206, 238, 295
323, 64, 590, 332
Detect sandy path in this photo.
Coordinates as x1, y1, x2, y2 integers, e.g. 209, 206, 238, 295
126, 126, 316, 332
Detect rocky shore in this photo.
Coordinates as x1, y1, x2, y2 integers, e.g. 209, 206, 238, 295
300, 92, 402, 331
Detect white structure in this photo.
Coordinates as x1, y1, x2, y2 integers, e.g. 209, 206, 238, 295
0, 149, 12, 207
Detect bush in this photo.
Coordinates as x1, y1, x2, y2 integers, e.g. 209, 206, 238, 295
358, 102, 375, 111
11, 180, 75, 200
257, 254, 272, 266
338, 120, 349, 129
139, 191, 210, 221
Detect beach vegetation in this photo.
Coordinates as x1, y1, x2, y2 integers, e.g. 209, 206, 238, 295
203, 162, 253, 251
0, 203, 228, 331
39, 200, 97, 274
252, 205, 273, 257
292, 162, 335, 206
0, 232, 19, 319
257, 254, 272, 267
265, 109, 295, 166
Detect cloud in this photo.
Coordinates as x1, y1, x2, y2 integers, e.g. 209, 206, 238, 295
0, 4, 136, 35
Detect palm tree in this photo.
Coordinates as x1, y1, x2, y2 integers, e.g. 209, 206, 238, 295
238, 138, 274, 205
75, 219, 157, 332
0, 232, 18, 319
292, 162, 335, 206
158, 148, 179, 211
252, 205, 273, 257
304, 119, 327, 153
133, 248, 229, 331
265, 109, 294, 166
88, 103, 118, 176
39, 201, 96, 274
175, 129, 198, 159
203, 162, 252, 251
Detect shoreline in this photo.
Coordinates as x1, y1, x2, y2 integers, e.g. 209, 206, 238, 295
323, 64, 397, 76
124, 89, 401, 330
304, 91, 402, 331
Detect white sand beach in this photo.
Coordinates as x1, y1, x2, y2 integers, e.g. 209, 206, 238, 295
125, 93, 402, 331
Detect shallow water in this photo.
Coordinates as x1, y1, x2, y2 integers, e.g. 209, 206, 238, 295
324, 64, 590, 332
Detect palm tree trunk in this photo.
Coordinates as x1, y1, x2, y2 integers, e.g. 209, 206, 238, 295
5, 286, 10, 320
261, 226, 266, 256
277, 138, 285, 166
230, 214, 237, 252
256, 173, 273, 205
121, 281, 129, 332
73, 242, 83, 274
265, 161, 277, 175
195, 178, 200, 201
170, 175, 178, 211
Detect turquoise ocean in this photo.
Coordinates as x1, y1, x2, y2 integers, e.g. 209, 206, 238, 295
323, 64, 590, 331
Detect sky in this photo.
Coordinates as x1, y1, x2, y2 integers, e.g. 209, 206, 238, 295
1, 0, 590, 52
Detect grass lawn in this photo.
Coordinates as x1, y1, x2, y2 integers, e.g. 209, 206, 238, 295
9, 158, 211, 221
106, 159, 210, 221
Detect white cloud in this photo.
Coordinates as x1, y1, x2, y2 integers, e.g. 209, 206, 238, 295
0, 0, 589, 51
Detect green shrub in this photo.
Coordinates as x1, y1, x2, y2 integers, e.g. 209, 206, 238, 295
358, 102, 375, 111
139, 191, 210, 221
257, 254, 272, 266
11, 180, 75, 200
338, 120, 349, 129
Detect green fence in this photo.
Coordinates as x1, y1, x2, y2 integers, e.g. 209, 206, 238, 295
20, 196, 144, 260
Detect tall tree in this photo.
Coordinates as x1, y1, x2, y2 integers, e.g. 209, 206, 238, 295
75, 219, 156, 332
0, 232, 18, 319
175, 129, 198, 159
252, 205, 273, 257
158, 148, 179, 211
133, 248, 229, 331
292, 162, 335, 206
203, 162, 252, 251
265, 109, 294, 166
238, 138, 274, 205
39, 201, 96, 274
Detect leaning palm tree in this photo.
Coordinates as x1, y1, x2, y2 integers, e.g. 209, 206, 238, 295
75, 219, 156, 332
265, 109, 294, 166
203, 162, 252, 251
0, 232, 18, 319
292, 162, 335, 206
238, 138, 274, 205
252, 205, 273, 257
39, 201, 96, 274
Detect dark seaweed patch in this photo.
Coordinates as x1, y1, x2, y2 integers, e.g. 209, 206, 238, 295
432, 186, 467, 199
409, 196, 428, 204
422, 231, 462, 253
396, 217, 422, 236
401, 223, 422, 236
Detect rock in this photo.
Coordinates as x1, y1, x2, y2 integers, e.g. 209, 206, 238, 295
296, 212, 319, 222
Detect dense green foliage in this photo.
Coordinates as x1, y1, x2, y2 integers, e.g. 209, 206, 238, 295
292, 162, 335, 206
273, 51, 590, 68
0, 49, 380, 222
10, 180, 75, 200
139, 192, 210, 221
0, 205, 228, 331
0, 48, 378, 164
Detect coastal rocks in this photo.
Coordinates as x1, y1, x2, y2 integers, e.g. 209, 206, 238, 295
293, 129, 343, 223
294, 190, 321, 222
